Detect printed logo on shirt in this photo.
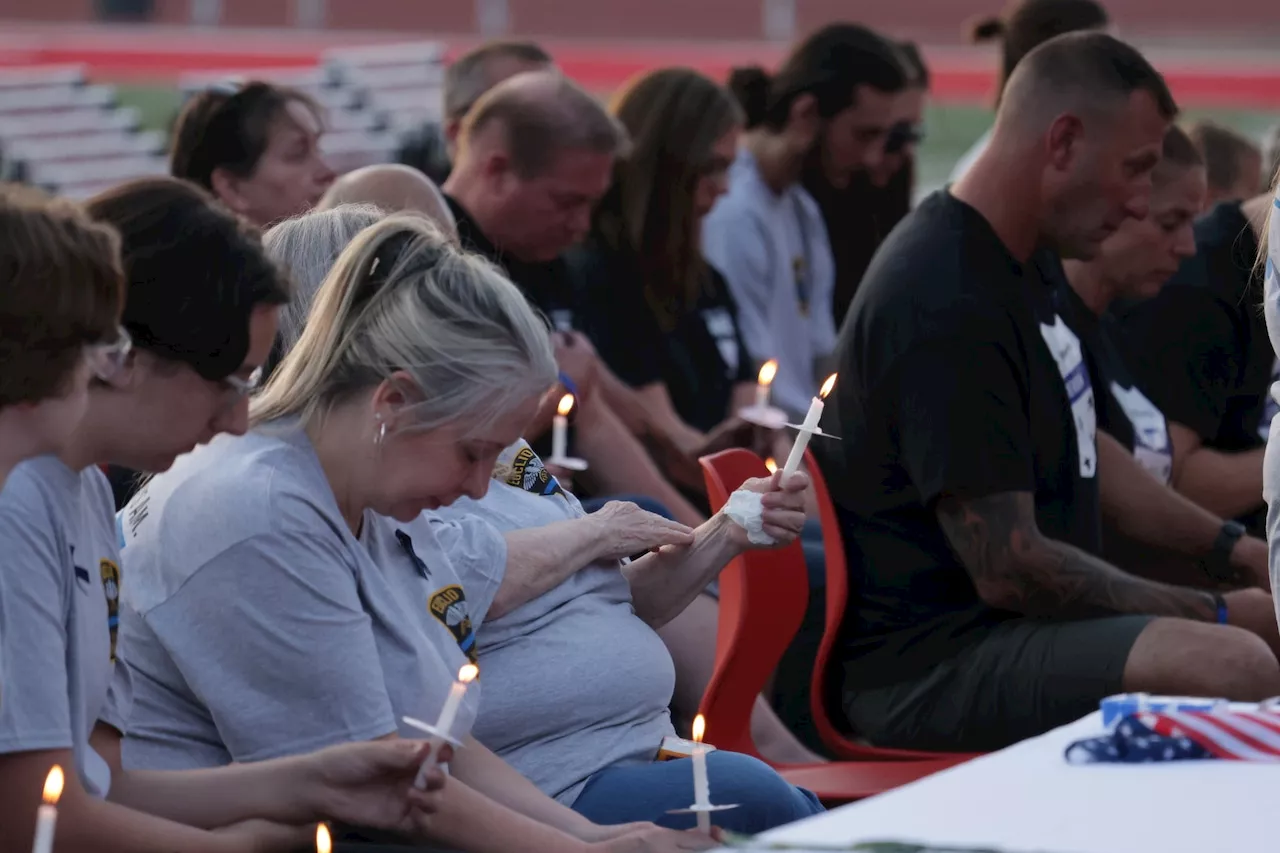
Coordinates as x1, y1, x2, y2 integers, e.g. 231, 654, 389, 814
550, 309, 575, 334
1260, 357, 1280, 441
100, 558, 121, 663
427, 584, 478, 664
1040, 315, 1098, 479
1110, 382, 1173, 485
701, 307, 741, 377
492, 440, 567, 500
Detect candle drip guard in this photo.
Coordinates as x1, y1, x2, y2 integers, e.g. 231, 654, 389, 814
546, 455, 589, 472
738, 404, 789, 430
402, 715, 467, 748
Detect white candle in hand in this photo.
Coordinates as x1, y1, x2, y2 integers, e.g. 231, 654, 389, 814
781, 374, 837, 477
31, 765, 62, 853
551, 393, 573, 460
754, 360, 778, 410
414, 663, 479, 789
690, 715, 711, 834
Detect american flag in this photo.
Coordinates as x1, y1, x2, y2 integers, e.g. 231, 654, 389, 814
1066, 709, 1280, 764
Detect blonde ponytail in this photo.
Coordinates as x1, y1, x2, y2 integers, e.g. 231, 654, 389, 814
252, 214, 557, 435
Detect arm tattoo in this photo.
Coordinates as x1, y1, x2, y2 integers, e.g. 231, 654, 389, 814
937, 491, 1216, 620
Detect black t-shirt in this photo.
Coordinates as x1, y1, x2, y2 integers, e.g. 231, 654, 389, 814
804, 166, 913, 327
1046, 259, 1174, 484
813, 191, 1102, 686
447, 194, 582, 332
566, 239, 755, 433
1116, 201, 1275, 454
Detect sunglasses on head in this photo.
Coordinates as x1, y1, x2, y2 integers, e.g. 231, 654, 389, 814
885, 122, 925, 154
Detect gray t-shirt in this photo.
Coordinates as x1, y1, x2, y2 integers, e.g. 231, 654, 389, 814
117, 426, 506, 770
0, 456, 133, 796
702, 148, 838, 417
430, 440, 677, 805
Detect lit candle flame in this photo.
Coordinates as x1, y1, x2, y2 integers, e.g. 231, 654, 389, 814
316, 823, 332, 853
458, 663, 480, 684
757, 360, 778, 386
819, 374, 837, 399
764, 458, 777, 474
556, 394, 575, 417
42, 766, 64, 805
691, 714, 706, 744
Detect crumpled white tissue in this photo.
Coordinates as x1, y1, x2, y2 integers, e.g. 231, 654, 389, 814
722, 489, 776, 546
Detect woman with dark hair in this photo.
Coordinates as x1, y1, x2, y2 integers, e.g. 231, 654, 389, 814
0, 177, 446, 853
571, 68, 754, 447
807, 40, 931, 324
703, 23, 907, 419
565, 67, 826, 766
170, 81, 335, 227
951, 0, 1111, 180
0, 185, 124, 488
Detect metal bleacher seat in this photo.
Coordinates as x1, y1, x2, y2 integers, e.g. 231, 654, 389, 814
25, 154, 169, 192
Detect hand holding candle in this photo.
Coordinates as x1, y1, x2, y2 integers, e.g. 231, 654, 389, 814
31, 765, 62, 853
413, 663, 479, 789
781, 374, 837, 478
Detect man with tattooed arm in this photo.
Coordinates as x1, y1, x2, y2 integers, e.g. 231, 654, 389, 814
813, 32, 1280, 753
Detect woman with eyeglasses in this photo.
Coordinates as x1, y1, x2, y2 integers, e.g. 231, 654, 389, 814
170, 80, 335, 228
0, 185, 124, 489
0, 177, 448, 853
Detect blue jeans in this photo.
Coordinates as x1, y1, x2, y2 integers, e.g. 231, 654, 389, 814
571, 750, 824, 834
579, 494, 674, 519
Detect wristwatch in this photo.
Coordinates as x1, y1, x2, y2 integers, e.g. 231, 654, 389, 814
1202, 520, 1246, 582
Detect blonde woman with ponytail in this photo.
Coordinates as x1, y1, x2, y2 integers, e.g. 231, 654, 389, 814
115, 215, 717, 853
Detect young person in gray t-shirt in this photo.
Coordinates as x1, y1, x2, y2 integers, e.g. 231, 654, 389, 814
117, 214, 718, 853
0, 187, 124, 489
0, 179, 448, 853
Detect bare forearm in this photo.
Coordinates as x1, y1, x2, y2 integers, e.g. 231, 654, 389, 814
449, 736, 598, 841
624, 513, 740, 628
4, 796, 243, 853
576, 399, 706, 527
111, 761, 308, 830
1099, 432, 1219, 555
599, 366, 659, 438
420, 778, 589, 853
939, 491, 1216, 620
493, 520, 606, 618
1174, 444, 1265, 520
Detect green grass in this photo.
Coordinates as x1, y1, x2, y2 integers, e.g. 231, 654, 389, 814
115, 83, 1280, 191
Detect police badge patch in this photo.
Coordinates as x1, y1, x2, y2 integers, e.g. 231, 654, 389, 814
492, 439, 566, 500
428, 584, 478, 664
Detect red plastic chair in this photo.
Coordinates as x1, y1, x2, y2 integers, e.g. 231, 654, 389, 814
804, 448, 982, 763
695, 449, 970, 803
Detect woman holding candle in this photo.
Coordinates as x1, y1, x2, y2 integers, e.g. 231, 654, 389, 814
115, 213, 717, 853
567, 69, 764, 458
0, 178, 450, 853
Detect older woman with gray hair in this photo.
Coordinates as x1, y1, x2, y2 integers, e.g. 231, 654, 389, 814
254, 205, 825, 834
115, 213, 724, 853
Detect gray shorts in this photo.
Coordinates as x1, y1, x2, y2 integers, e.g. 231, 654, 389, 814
843, 614, 1154, 752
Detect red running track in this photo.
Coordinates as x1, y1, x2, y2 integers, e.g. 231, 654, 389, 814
3, 30, 1280, 108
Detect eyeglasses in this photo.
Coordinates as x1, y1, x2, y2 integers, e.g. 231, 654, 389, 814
85, 326, 133, 381
221, 365, 264, 401
885, 122, 926, 155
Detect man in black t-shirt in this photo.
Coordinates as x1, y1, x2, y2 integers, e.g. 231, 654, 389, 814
441, 70, 706, 527
815, 32, 1280, 752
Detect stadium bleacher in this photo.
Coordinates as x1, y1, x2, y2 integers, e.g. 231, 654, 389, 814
0, 41, 446, 200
